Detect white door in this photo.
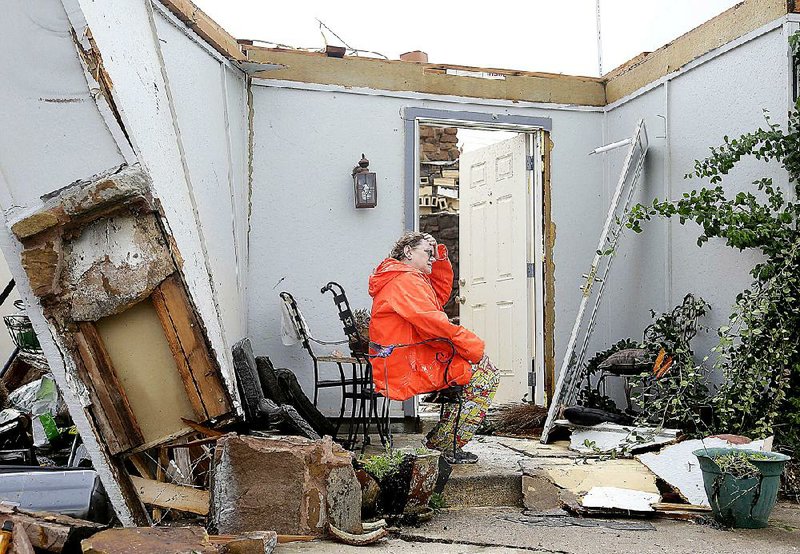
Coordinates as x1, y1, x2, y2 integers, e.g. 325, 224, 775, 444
459, 134, 532, 404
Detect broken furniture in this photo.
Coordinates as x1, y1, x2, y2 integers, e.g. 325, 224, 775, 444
320, 282, 388, 449
231, 337, 331, 439
280, 291, 374, 447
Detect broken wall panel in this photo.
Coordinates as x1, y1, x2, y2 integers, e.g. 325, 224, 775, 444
0, 1, 128, 213
6, 165, 234, 523
72, 0, 243, 416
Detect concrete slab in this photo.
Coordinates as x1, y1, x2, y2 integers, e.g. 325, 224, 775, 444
368, 434, 530, 508
277, 504, 800, 554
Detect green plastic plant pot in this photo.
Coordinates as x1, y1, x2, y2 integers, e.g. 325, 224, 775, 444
693, 447, 790, 528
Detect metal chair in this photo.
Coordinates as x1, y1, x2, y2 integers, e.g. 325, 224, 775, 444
369, 338, 467, 461
320, 282, 388, 449
279, 291, 364, 441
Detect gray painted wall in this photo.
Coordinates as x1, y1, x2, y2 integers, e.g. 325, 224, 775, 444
603, 26, 791, 386
247, 84, 605, 412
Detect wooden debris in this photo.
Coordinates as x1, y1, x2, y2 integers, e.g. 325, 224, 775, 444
181, 418, 224, 438
0, 504, 106, 553
81, 527, 217, 554
130, 476, 209, 516
209, 531, 278, 553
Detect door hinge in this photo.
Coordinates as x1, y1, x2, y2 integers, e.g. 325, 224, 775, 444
528, 367, 535, 388
526, 155, 536, 171
527, 262, 535, 278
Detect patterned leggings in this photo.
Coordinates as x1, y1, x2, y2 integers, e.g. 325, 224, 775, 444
424, 357, 500, 452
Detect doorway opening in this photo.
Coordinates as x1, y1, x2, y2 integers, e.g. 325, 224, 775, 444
408, 110, 552, 408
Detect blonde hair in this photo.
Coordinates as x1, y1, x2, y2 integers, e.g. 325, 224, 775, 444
389, 231, 428, 260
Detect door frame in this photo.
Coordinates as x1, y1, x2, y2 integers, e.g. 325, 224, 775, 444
403, 107, 552, 406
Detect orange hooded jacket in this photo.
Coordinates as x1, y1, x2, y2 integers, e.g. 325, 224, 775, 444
368, 244, 485, 401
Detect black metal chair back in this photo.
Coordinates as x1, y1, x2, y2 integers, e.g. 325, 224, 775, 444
320, 282, 368, 358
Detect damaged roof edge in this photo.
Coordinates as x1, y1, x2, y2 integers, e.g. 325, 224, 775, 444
155, 0, 797, 107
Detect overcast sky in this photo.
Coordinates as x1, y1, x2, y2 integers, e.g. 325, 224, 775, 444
192, 0, 741, 76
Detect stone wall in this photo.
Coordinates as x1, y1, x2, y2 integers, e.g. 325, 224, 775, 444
420, 212, 459, 320
419, 126, 459, 162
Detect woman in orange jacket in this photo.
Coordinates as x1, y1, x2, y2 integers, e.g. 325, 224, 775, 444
369, 231, 499, 463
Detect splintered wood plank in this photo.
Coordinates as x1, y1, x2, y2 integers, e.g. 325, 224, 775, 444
153, 275, 230, 419
130, 476, 209, 516
74, 326, 143, 454
128, 453, 155, 480
152, 287, 208, 420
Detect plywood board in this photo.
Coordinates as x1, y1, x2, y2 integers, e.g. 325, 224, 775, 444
95, 298, 198, 445
522, 457, 660, 496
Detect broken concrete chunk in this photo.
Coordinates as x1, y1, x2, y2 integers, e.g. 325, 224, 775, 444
81, 527, 216, 554
636, 436, 771, 506
210, 434, 362, 537
521, 473, 569, 513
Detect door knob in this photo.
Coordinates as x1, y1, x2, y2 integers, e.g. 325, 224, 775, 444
459, 278, 466, 286
458, 295, 466, 304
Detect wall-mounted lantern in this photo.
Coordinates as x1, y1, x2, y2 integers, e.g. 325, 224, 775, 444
352, 154, 377, 209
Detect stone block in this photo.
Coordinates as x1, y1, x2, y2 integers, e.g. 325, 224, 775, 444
60, 166, 150, 218
421, 143, 437, 153
11, 208, 64, 240
81, 527, 216, 554
210, 434, 362, 537
419, 127, 434, 138
21, 240, 61, 297
444, 127, 458, 135
440, 135, 458, 143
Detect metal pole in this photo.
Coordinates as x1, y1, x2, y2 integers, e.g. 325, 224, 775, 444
596, 0, 604, 76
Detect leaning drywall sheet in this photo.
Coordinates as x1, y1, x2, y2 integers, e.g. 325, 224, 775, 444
0, 1, 127, 212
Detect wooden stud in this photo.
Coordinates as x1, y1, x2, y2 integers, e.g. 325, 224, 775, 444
74, 327, 144, 454
151, 286, 207, 420
128, 453, 155, 480
153, 275, 231, 419
130, 476, 209, 516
